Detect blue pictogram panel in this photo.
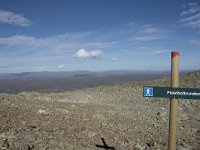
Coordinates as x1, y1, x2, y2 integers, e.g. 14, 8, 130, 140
143, 87, 153, 97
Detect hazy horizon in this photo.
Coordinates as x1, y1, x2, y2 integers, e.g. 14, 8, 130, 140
0, 69, 196, 75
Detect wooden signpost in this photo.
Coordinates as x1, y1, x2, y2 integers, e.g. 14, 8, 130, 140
143, 51, 200, 150
169, 51, 179, 150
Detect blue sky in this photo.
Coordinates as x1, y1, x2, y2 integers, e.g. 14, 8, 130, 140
0, 0, 200, 73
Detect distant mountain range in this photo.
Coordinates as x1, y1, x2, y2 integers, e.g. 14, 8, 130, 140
0, 70, 186, 93
0, 70, 170, 80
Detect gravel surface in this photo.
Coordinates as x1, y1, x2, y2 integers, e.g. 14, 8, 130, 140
0, 71, 199, 150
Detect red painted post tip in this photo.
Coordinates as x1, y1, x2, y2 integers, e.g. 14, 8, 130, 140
171, 51, 180, 58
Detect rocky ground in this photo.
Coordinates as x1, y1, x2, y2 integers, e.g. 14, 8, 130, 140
0, 71, 200, 150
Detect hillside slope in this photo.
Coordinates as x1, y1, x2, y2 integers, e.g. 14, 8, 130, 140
123, 70, 200, 88
0, 71, 199, 149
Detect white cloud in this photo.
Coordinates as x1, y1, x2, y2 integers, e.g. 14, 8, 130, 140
138, 50, 169, 55
131, 35, 161, 41
180, 3, 200, 29
150, 50, 170, 54
111, 58, 119, 61
0, 33, 86, 47
180, 7, 200, 16
180, 13, 200, 23
0, 10, 31, 27
188, 2, 198, 7
131, 47, 170, 56
83, 41, 119, 49
129, 25, 164, 42
0, 35, 47, 46
180, 5, 200, 16
138, 27, 158, 34
58, 64, 65, 68
73, 49, 102, 59
0, 31, 105, 48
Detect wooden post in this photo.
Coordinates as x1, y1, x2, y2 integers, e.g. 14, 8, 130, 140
168, 51, 180, 150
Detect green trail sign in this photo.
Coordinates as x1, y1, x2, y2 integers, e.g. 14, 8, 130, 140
143, 86, 200, 99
